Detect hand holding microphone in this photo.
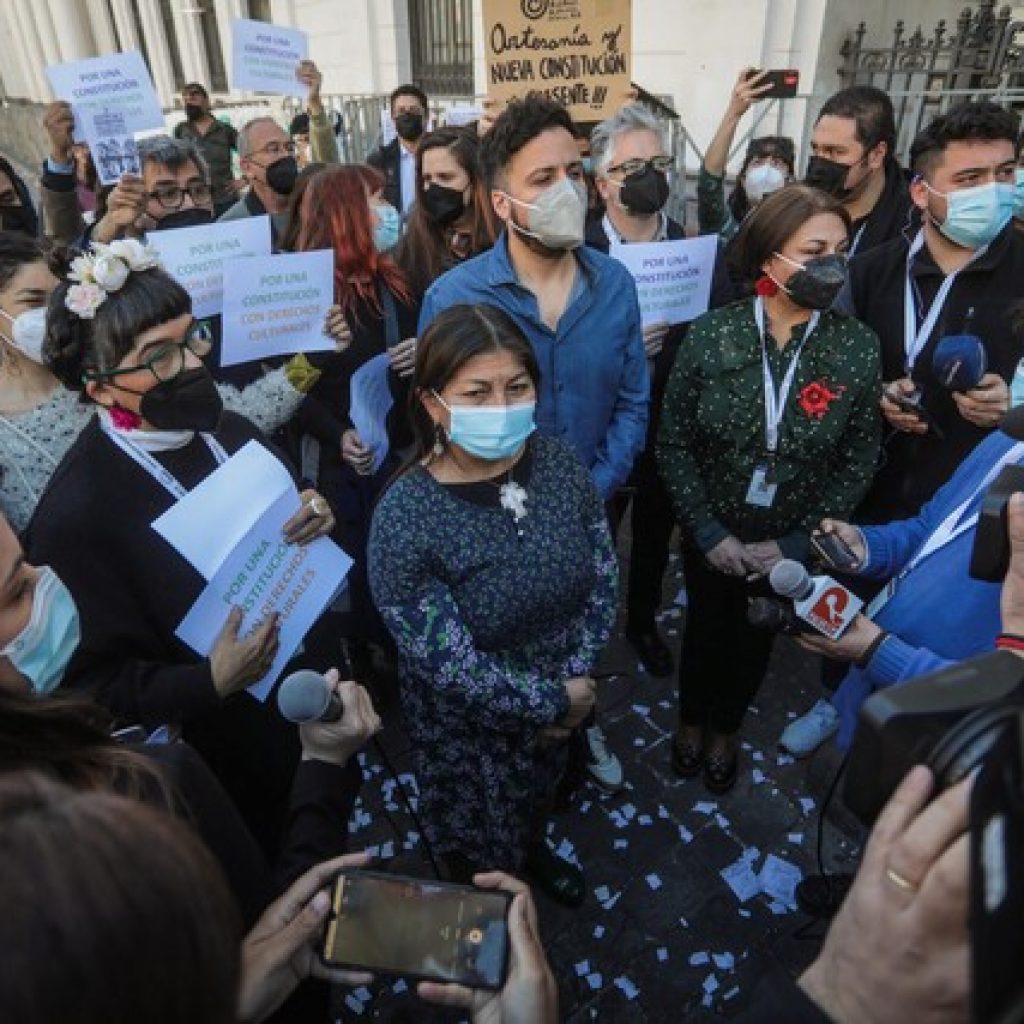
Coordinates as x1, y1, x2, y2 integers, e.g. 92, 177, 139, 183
277, 667, 381, 767
933, 315, 1006, 430
768, 559, 864, 640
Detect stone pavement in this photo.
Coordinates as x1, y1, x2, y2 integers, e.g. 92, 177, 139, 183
331, 550, 867, 1023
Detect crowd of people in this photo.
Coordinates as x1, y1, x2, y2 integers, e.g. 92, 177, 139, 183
0, 53, 1022, 1021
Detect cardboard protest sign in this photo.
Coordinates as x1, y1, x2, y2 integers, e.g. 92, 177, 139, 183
609, 235, 718, 327
149, 216, 272, 320
231, 17, 309, 97
220, 250, 335, 366
482, 0, 631, 122
46, 52, 164, 185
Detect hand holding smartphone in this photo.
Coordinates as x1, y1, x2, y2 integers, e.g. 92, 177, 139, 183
744, 68, 800, 99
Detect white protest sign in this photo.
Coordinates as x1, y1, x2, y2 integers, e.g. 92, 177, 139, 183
149, 216, 272, 320
231, 17, 309, 97
609, 235, 718, 328
176, 488, 352, 701
349, 353, 394, 473
153, 440, 295, 580
445, 107, 482, 128
221, 250, 335, 366
46, 51, 164, 185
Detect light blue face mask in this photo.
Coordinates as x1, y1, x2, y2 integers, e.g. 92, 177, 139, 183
1014, 166, 1024, 223
433, 392, 536, 460
925, 179, 1016, 249
1, 566, 80, 695
373, 202, 402, 252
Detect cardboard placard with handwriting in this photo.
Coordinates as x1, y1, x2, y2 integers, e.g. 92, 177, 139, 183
483, 0, 631, 122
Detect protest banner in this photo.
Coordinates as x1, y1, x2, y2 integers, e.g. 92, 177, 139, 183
231, 17, 309, 97
220, 250, 335, 366
348, 353, 394, 473
150, 217, 272, 320
482, 0, 631, 122
177, 488, 351, 702
609, 235, 718, 327
46, 51, 164, 185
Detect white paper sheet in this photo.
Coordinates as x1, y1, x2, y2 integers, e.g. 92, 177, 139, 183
348, 353, 394, 473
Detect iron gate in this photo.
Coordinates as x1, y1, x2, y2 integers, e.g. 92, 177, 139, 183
408, 0, 474, 96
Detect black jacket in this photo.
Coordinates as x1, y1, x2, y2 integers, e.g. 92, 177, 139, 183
843, 223, 1024, 522
851, 157, 915, 256
367, 138, 405, 212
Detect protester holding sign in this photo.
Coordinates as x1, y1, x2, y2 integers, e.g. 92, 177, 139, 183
587, 102, 734, 683
26, 243, 336, 857
369, 305, 617, 906
288, 164, 419, 657
395, 127, 498, 301
657, 185, 881, 792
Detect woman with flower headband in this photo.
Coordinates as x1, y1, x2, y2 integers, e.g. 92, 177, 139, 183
24, 238, 337, 855
657, 185, 882, 792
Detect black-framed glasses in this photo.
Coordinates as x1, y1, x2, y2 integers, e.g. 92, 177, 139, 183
251, 140, 297, 159
148, 181, 213, 210
607, 155, 674, 177
88, 321, 213, 383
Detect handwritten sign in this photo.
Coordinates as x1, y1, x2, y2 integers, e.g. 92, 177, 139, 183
46, 51, 164, 185
221, 250, 335, 366
609, 235, 718, 327
482, 0, 631, 122
150, 216, 272, 320
349, 353, 394, 473
231, 17, 309, 97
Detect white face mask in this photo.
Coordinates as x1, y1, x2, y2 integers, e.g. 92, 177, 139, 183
501, 177, 586, 250
0, 306, 48, 363
745, 163, 787, 204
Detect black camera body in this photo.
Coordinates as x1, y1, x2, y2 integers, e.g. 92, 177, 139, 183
970, 464, 1024, 582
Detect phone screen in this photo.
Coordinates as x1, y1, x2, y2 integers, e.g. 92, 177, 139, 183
323, 873, 511, 989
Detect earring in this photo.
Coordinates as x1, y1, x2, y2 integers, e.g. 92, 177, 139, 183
432, 422, 447, 457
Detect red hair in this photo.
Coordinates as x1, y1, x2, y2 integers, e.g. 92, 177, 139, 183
295, 163, 412, 315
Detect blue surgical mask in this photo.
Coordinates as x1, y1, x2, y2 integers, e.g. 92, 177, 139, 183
433, 392, 536, 460
373, 202, 402, 252
1, 567, 80, 695
925, 179, 1016, 249
1014, 167, 1024, 223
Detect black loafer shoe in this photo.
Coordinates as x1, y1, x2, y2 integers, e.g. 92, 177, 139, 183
703, 746, 739, 794
626, 629, 674, 677
525, 843, 586, 908
671, 727, 703, 778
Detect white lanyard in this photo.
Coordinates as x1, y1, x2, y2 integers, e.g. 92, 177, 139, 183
906, 442, 1024, 573
903, 228, 986, 373
847, 222, 867, 258
602, 212, 667, 245
753, 297, 819, 455
100, 422, 228, 500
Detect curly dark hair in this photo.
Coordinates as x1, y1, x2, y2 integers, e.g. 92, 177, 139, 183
479, 93, 577, 189
817, 85, 898, 158
910, 100, 1020, 175
45, 263, 191, 394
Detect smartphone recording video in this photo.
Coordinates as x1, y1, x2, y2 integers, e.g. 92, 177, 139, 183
322, 871, 512, 990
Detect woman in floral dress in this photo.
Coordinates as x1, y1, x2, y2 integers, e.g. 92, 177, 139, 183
368, 303, 617, 907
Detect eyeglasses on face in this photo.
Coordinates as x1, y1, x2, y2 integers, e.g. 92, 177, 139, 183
606, 155, 674, 177
88, 321, 213, 384
147, 181, 212, 210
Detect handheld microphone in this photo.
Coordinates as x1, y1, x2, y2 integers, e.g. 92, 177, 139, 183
768, 559, 863, 640
276, 669, 344, 723
747, 596, 809, 635
932, 328, 987, 392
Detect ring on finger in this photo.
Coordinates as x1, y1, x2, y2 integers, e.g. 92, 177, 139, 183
884, 866, 918, 894
307, 496, 329, 517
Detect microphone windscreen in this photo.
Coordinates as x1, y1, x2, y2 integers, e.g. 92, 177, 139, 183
277, 670, 330, 723
932, 334, 987, 391
769, 559, 809, 599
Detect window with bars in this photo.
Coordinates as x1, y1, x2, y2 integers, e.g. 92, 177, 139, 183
409, 0, 474, 97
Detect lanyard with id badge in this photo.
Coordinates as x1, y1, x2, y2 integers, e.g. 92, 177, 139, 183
747, 297, 819, 508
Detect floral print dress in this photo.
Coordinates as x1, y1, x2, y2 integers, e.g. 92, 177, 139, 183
368, 433, 618, 871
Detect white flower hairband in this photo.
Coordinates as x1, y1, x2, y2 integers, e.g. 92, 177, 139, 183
65, 239, 163, 319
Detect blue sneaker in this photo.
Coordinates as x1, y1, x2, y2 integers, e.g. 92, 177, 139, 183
779, 699, 839, 757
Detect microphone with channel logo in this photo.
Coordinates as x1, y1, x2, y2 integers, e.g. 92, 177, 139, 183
276, 669, 344, 723
768, 559, 863, 640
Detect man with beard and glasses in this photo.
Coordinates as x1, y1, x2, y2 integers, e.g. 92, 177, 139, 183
368, 84, 430, 216
806, 85, 913, 257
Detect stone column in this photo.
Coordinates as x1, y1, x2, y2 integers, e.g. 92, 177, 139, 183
171, 4, 212, 87
135, 0, 177, 103
49, 0, 98, 61
7, 0, 49, 100
85, 0, 120, 53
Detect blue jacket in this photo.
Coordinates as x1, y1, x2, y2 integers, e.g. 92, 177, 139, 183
418, 233, 649, 498
834, 429, 1023, 746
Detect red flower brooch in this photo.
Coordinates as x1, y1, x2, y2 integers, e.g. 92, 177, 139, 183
798, 380, 845, 420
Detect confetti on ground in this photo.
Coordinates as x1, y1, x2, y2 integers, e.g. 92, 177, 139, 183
586, 972, 603, 990
777, 754, 795, 766
788, 832, 804, 845
593, 925, 605, 939
800, 797, 816, 814
759, 853, 803, 909
678, 824, 694, 842
391, 979, 407, 994
721, 857, 762, 902
344, 993, 365, 1014
657, 947, 669, 962
703, 973, 720, 994
674, 587, 688, 606
646, 872, 662, 890
694, 801, 717, 815
752, 769, 766, 784
689, 952, 710, 966
614, 976, 639, 1000
713, 952, 735, 971
575, 960, 591, 977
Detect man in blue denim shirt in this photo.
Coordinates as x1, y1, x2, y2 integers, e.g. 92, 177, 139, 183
418, 95, 649, 500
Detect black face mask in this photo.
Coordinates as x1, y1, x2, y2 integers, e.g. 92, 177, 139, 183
394, 112, 424, 142
782, 254, 848, 311
804, 155, 855, 200
140, 367, 223, 432
0, 205, 33, 235
156, 207, 215, 231
184, 103, 204, 122
618, 165, 670, 216
421, 182, 465, 226
264, 156, 298, 197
